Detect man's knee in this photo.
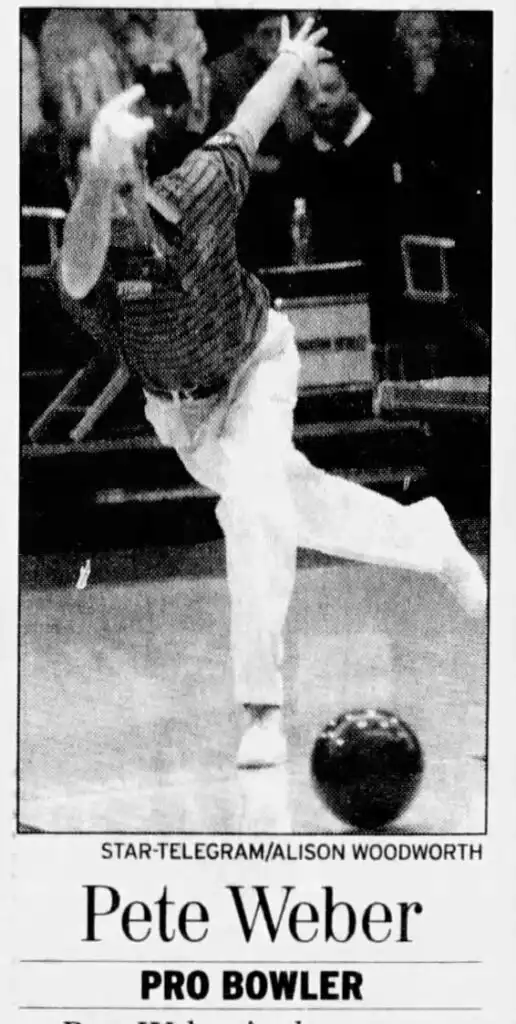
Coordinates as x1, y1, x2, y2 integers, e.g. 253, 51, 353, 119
216, 470, 295, 536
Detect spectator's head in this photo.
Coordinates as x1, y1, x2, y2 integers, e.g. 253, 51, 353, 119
136, 61, 191, 142
395, 11, 443, 65
304, 57, 361, 141
242, 13, 283, 65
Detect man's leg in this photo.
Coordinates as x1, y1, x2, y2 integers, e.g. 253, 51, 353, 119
143, 312, 300, 766
286, 451, 486, 615
144, 310, 485, 767
214, 311, 485, 613
213, 313, 301, 765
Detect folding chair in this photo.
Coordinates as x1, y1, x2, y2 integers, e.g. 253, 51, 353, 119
400, 233, 456, 304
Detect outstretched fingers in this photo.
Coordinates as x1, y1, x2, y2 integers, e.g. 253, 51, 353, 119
280, 15, 291, 46
308, 26, 329, 47
295, 15, 316, 40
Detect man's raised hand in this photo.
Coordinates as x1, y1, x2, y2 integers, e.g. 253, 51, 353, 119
278, 15, 331, 84
90, 84, 154, 178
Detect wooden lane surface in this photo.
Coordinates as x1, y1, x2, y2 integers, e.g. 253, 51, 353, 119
19, 537, 487, 833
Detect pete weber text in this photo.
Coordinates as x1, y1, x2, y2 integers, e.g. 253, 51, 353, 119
83, 885, 423, 944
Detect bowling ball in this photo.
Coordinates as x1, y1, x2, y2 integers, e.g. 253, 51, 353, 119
311, 709, 423, 830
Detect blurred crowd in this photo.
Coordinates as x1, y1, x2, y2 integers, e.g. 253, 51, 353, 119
21, 10, 491, 331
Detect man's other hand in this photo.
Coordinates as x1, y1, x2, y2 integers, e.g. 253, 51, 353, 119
90, 84, 154, 178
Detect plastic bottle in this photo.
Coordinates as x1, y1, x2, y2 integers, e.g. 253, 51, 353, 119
291, 196, 312, 265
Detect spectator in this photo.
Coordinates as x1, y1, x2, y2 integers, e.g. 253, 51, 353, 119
395, 10, 443, 95
386, 11, 491, 340
289, 54, 397, 355
386, 12, 482, 235
290, 55, 392, 263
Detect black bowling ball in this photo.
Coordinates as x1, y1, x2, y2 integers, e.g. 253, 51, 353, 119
311, 708, 424, 830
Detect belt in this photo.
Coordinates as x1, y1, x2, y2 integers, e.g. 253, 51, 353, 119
147, 374, 229, 402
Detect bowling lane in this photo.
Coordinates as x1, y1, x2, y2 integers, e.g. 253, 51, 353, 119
19, 536, 487, 833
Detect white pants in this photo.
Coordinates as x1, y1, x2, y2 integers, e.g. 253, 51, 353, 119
145, 310, 450, 706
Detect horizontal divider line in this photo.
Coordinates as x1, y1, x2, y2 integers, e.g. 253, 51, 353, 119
19, 959, 482, 965
19, 1008, 483, 1014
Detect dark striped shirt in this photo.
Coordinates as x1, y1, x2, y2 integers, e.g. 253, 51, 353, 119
60, 132, 270, 394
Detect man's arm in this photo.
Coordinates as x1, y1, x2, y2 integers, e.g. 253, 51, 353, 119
60, 164, 117, 299
228, 16, 329, 152
60, 84, 153, 299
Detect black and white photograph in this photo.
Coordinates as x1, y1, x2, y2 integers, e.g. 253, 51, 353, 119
19, 7, 492, 835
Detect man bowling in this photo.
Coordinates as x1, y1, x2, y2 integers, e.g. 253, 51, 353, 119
59, 16, 486, 769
